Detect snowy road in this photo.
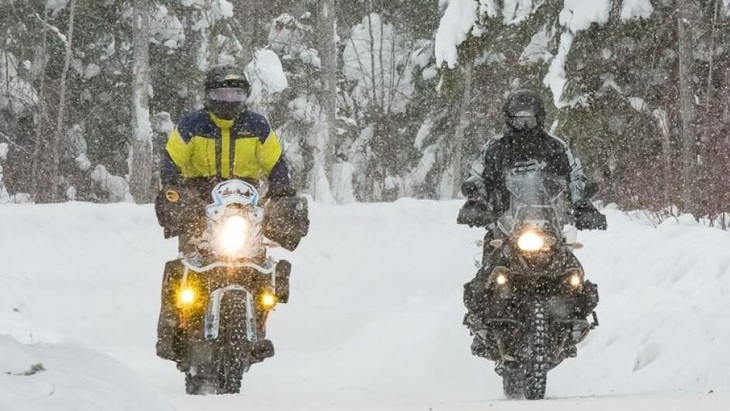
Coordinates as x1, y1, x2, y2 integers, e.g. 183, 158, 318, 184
1, 201, 729, 410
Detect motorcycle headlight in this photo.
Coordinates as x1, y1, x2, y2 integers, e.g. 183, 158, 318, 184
219, 215, 248, 255
517, 229, 546, 252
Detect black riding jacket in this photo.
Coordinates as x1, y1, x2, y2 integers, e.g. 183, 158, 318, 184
463, 128, 587, 215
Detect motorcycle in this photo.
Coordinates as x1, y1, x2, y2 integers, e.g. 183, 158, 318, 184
162, 179, 307, 395
459, 170, 599, 400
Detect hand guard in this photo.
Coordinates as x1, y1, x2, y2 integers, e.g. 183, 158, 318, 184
457, 199, 495, 228
266, 185, 296, 199
263, 195, 310, 251
154, 186, 204, 238
574, 201, 607, 230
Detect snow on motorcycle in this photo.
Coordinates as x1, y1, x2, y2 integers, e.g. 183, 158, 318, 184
156, 179, 309, 395
458, 170, 600, 400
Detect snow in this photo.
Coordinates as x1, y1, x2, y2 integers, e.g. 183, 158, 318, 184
299, 49, 322, 69
0, 335, 172, 411
503, 0, 534, 25
559, 0, 611, 32
434, 0, 479, 68
1, 52, 39, 114
150, 6, 185, 49
89, 165, 133, 202
211, 0, 234, 20
1, 201, 730, 409
330, 161, 357, 204
247, 49, 289, 96
620, 0, 654, 21
45, 0, 70, 13
83, 63, 101, 80
520, 28, 554, 64
628, 96, 647, 112
268, 14, 308, 57
414, 119, 434, 150
543, 32, 574, 108
343, 13, 415, 114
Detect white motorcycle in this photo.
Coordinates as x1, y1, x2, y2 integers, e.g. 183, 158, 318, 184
163, 179, 305, 395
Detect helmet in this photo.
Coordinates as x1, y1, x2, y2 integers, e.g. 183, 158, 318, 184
502, 89, 546, 131
204, 65, 251, 120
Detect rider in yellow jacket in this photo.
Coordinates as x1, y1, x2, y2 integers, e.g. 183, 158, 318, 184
155, 64, 296, 363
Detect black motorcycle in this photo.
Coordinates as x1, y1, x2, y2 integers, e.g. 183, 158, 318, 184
460, 170, 599, 400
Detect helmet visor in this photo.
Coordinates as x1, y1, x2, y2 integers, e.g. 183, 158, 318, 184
509, 113, 538, 130
207, 87, 249, 103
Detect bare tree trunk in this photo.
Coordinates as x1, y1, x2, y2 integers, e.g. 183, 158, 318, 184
653, 108, 674, 209
321, 0, 337, 163
42, 0, 76, 203
30, 7, 49, 201
450, 59, 474, 197
677, 0, 700, 215
129, 0, 154, 203
313, 0, 337, 201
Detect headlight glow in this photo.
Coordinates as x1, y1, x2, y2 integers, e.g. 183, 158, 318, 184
178, 287, 196, 306
220, 215, 248, 255
491, 267, 509, 287
261, 291, 277, 309
517, 229, 546, 252
567, 269, 584, 288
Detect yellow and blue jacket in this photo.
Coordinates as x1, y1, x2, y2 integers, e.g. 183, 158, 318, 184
161, 109, 290, 190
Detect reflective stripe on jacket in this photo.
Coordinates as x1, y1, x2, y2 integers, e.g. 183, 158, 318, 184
162, 109, 289, 187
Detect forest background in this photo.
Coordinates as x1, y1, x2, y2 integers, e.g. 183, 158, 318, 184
0, 0, 728, 226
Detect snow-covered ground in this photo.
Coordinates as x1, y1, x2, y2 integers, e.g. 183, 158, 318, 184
1, 200, 729, 410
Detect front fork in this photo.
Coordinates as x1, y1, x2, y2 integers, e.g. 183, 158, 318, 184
177, 266, 266, 345
203, 284, 258, 342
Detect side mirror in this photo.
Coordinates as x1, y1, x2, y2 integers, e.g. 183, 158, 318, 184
489, 239, 504, 248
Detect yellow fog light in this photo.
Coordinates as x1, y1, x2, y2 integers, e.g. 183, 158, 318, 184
566, 268, 584, 288
517, 229, 545, 252
261, 291, 278, 309
491, 266, 509, 287
178, 287, 196, 306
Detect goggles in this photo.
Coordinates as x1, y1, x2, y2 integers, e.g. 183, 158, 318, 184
207, 87, 249, 103
509, 110, 538, 130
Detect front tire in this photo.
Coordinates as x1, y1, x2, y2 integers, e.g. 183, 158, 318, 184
524, 301, 549, 400
502, 371, 524, 399
216, 292, 249, 394
183, 292, 249, 395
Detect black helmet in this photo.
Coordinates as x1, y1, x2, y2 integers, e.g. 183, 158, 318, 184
204, 65, 251, 120
502, 89, 546, 131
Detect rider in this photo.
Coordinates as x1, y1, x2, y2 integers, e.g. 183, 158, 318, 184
458, 89, 605, 358
154, 64, 298, 363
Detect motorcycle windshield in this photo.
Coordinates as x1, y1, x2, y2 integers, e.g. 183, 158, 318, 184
499, 171, 568, 234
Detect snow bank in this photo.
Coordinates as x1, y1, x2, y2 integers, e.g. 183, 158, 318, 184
1, 201, 729, 409
0, 335, 172, 411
